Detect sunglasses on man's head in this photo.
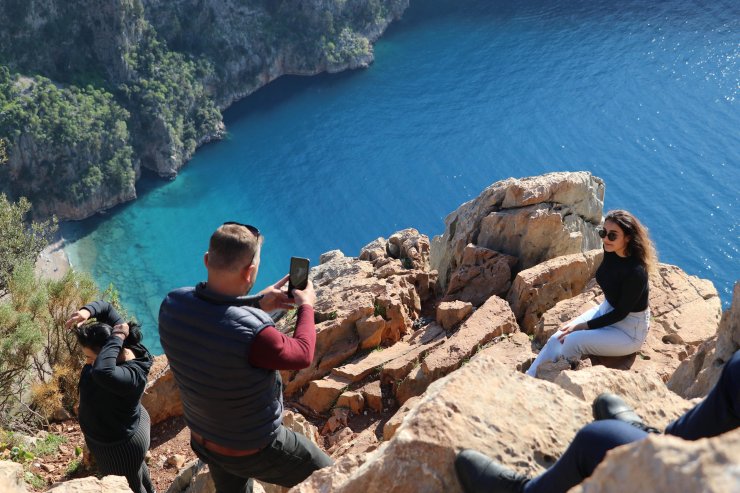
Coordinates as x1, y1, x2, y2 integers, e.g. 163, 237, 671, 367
223, 222, 261, 238
597, 228, 619, 241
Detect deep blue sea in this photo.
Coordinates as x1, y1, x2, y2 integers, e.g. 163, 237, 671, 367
64, 0, 739, 355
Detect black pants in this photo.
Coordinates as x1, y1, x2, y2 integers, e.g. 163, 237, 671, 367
85, 407, 155, 493
191, 425, 333, 493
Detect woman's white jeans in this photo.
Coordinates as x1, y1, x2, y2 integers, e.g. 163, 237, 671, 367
526, 301, 650, 377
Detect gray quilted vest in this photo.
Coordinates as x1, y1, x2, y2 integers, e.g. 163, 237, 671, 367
158, 283, 282, 449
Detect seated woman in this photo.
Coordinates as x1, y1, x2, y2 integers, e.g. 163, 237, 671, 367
526, 210, 657, 377
66, 300, 154, 493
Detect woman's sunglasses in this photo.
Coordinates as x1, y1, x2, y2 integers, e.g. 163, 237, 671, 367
597, 228, 619, 241
223, 222, 261, 238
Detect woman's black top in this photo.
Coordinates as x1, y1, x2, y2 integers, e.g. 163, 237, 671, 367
586, 251, 649, 330
77, 300, 153, 442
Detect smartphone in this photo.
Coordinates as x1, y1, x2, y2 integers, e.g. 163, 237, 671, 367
288, 257, 310, 297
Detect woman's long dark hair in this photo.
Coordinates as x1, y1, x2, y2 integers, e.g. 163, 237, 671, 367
604, 209, 658, 276
75, 322, 143, 353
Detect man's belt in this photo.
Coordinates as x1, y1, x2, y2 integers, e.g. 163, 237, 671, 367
190, 430, 263, 457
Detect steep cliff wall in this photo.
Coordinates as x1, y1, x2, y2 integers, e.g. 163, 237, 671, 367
0, 0, 409, 219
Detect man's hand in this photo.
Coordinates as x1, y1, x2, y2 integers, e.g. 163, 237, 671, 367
257, 275, 294, 312
292, 280, 316, 308
557, 320, 587, 343
65, 308, 91, 329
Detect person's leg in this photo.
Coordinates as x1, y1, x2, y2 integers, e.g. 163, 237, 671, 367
666, 350, 740, 440
526, 304, 607, 377
249, 426, 333, 487
85, 409, 153, 493
526, 331, 564, 376
560, 325, 643, 361
524, 421, 647, 493
190, 439, 252, 493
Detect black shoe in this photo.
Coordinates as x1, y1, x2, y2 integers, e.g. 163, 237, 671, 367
592, 393, 661, 434
455, 449, 529, 493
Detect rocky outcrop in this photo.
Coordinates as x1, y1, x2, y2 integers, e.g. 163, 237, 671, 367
443, 244, 516, 307
292, 356, 594, 492
279, 231, 437, 396
668, 282, 739, 398
395, 296, 518, 404
0, 461, 25, 493
430, 171, 604, 290
533, 263, 722, 381
571, 429, 740, 493
507, 250, 603, 333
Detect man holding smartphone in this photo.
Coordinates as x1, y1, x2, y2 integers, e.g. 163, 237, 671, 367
159, 222, 332, 493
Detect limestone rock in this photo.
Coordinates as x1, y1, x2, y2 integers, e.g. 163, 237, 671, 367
553, 366, 693, 428
431, 171, 604, 289
444, 244, 517, 307
282, 411, 321, 446
336, 391, 364, 414
46, 475, 133, 492
396, 296, 518, 404
0, 461, 25, 493
507, 250, 603, 333
387, 229, 431, 270
142, 355, 183, 425
282, 234, 436, 396
668, 282, 739, 398
571, 429, 740, 493
328, 427, 380, 459
534, 263, 722, 382
300, 376, 351, 414
361, 381, 383, 413
383, 396, 421, 441
436, 300, 473, 331
470, 332, 536, 373
320, 250, 345, 264
292, 357, 592, 492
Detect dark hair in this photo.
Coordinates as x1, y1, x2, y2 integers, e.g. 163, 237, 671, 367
75, 322, 143, 353
208, 223, 263, 271
603, 209, 658, 275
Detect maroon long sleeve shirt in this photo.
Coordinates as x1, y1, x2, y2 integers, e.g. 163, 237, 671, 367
248, 304, 316, 370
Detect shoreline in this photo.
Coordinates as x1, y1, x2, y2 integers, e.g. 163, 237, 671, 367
35, 232, 71, 281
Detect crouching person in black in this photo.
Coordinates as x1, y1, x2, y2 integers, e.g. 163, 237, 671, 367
66, 300, 155, 493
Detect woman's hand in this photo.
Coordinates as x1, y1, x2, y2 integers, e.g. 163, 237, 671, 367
112, 323, 130, 340
557, 320, 588, 343
65, 308, 91, 329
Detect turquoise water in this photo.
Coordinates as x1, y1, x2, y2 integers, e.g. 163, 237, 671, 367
65, 0, 740, 355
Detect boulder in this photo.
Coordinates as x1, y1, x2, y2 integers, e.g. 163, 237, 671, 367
142, 355, 183, 425
533, 263, 722, 382
444, 244, 517, 307
47, 476, 133, 492
431, 172, 604, 289
396, 296, 518, 404
571, 429, 740, 493
0, 461, 25, 493
507, 250, 603, 333
553, 366, 693, 428
436, 300, 473, 331
470, 332, 536, 373
291, 357, 592, 493
300, 376, 351, 414
361, 381, 383, 413
382, 396, 421, 441
327, 427, 380, 459
336, 391, 364, 414
668, 282, 739, 398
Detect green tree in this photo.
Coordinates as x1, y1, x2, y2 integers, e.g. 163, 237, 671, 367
0, 194, 57, 292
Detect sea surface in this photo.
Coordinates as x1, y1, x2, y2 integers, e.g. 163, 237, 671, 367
64, 0, 740, 354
